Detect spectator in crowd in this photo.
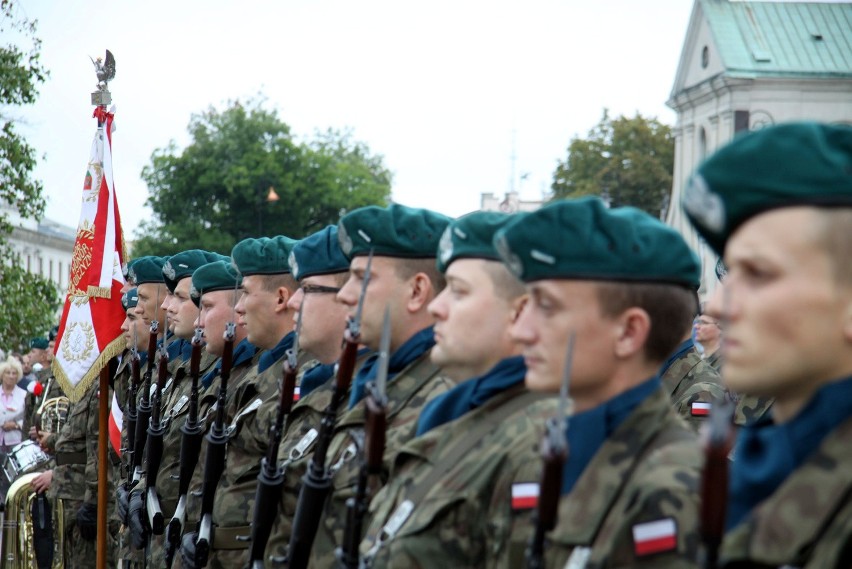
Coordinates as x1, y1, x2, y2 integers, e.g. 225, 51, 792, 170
0, 357, 27, 455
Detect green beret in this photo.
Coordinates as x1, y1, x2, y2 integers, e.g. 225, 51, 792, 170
231, 236, 299, 276
437, 211, 519, 273
289, 226, 350, 281
163, 250, 228, 292
122, 287, 140, 310
684, 122, 852, 255
190, 260, 242, 307
338, 203, 452, 259
128, 256, 168, 285
30, 338, 49, 350
494, 196, 701, 288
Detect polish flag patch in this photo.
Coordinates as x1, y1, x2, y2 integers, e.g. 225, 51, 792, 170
511, 483, 539, 510
690, 402, 712, 416
293, 387, 300, 402
632, 518, 678, 556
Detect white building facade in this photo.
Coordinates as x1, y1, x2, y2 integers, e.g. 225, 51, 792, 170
666, 0, 852, 297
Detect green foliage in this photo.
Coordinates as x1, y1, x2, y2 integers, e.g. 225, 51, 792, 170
0, 0, 48, 237
0, 245, 61, 352
133, 100, 392, 256
551, 110, 674, 217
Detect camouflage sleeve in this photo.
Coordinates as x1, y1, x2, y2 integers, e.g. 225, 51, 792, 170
84, 386, 101, 504
485, 450, 540, 569
592, 440, 702, 568
673, 381, 728, 432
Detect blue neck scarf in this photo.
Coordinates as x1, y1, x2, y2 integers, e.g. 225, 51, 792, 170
658, 338, 693, 377
258, 331, 295, 375
180, 340, 194, 362
726, 374, 852, 530
416, 356, 527, 436
561, 376, 661, 495
348, 326, 436, 409
201, 337, 259, 388
300, 348, 372, 400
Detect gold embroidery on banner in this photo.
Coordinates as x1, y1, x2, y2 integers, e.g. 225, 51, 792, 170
85, 161, 103, 203
68, 221, 96, 305
62, 322, 96, 363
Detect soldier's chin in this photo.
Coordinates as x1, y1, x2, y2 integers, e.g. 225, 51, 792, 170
523, 369, 553, 393
721, 365, 767, 396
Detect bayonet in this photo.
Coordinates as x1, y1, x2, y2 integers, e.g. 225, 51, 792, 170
349, 249, 374, 339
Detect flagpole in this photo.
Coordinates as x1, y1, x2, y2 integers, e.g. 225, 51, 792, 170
91, 58, 113, 569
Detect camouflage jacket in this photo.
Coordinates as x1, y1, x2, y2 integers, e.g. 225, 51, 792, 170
358, 385, 554, 569
153, 349, 220, 515
732, 394, 774, 427
705, 350, 723, 373
720, 415, 852, 569
306, 350, 456, 567
661, 346, 727, 431
50, 379, 99, 501
544, 387, 702, 569
264, 353, 371, 565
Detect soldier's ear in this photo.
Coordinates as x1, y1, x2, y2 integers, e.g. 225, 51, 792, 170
612, 307, 650, 360
275, 286, 290, 313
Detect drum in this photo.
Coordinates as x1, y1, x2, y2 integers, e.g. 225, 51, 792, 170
2, 440, 50, 484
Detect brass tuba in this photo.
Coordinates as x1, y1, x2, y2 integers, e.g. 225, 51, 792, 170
1, 472, 64, 568
0, 396, 70, 568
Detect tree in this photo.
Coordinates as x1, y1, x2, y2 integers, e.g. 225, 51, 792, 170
0, 0, 48, 237
0, 245, 61, 351
133, 100, 392, 256
551, 110, 674, 217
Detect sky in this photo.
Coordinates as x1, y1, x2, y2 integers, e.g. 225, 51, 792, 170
15, 0, 697, 239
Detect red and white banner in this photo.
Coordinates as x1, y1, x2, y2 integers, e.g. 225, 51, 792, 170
51, 107, 127, 402
109, 391, 123, 456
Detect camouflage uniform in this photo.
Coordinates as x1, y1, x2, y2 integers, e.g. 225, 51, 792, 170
50, 380, 99, 568
542, 387, 702, 568
720, 416, 852, 568
306, 351, 456, 567
170, 347, 261, 569
358, 386, 553, 568
732, 394, 774, 427
264, 354, 370, 565
704, 350, 722, 373
660, 344, 727, 431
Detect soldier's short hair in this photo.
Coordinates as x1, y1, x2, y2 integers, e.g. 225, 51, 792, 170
814, 208, 852, 287
595, 282, 698, 363
258, 272, 299, 294
393, 258, 447, 295
482, 260, 525, 302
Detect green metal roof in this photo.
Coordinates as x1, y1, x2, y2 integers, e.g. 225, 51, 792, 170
700, 0, 852, 78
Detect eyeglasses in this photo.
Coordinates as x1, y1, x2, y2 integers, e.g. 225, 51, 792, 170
302, 284, 341, 295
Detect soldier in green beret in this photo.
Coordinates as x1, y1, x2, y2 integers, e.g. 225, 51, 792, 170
182, 237, 300, 568
263, 224, 370, 563
358, 210, 555, 567
175, 260, 262, 569
496, 196, 704, 567
304, 203, 458, 566
684, 121, 852, 568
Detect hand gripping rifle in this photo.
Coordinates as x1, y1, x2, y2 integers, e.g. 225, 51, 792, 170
164, 323, 206, 568
287, 250, 374, 569
699, 397, 734, 569
146, 322, 172, 536
194, 318, 237, 568
527, 333, 575, 569
337, 308, 390, 569
247, 311, 302, 569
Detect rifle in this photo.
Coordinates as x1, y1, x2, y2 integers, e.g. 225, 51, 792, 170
699, 397, 734, 569
337, 308, 390, 569
133, 315, 160, 480
125, 330, 141, 482
164, 324, 206, 568
287, 250, 374, 569
246, 311, 302, 568
145, 321, 172, 536
194, 319, 237, 568
527, 333, 575, 569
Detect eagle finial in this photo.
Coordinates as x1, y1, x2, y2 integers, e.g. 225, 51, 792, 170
90, 49, 116, 87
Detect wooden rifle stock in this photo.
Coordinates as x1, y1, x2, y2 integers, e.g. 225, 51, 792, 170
247, 352, 299, 566
125, 352, 141, 483
195, 328, 236, 568
145, 345, 171, 535
700, 399, 734, 569
287, 332, 360, 569
133, 322, 159, 474
164, 333, 205, 568
527, 418, 568, 569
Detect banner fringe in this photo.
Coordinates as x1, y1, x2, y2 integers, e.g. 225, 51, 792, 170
87, 285, 113, 299
51, 337, 125, 403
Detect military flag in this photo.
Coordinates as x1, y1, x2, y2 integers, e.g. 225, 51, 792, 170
51, 105, 128, 402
